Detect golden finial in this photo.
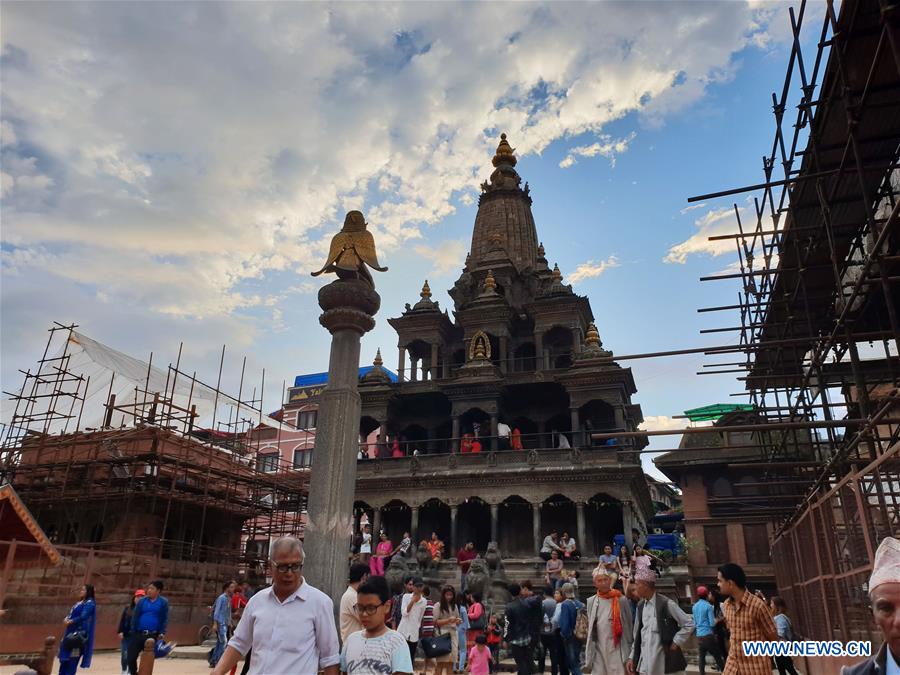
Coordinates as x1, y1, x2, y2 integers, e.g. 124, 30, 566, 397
584, 323, 601, 348
552, 263, 562, 282
492, 132, 517, 168
484, 269, 497, 292
421, 280, 432, 299
538, 242, 545, 257
373, 348, 384, 367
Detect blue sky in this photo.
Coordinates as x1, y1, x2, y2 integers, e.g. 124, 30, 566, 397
1, 2, 824, 477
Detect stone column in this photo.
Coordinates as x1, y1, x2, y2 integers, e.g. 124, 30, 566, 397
576, 502, 587, 557
490, 503, 499, 544
532, 503, 541, 556
569, 407, 580, 447
303, 275, 380, 607
614, 405, 626, 430
499, 336, 508, 374
536, 420, 546, 449
450, 505, 458, 552
431, 343, 439, 380
442, 358, 450, 379
422, 356, 431, 381
398, 347, 406, 382
451, 416, 460, 453
372, 507, 382, 538
411, 506, 420, 543
411, 357, 418, 382
490, 413, 499, 452
534, 331, 544, 371
623, 500, 634, 549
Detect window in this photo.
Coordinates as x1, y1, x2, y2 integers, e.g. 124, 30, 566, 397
258, 452, 279, 473
293, 447, 313, 469
744, 523, 771, 564
297, 410, 318, 429
705, 525, 730, 564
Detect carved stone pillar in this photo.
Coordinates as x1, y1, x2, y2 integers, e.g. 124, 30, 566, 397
532, 503, 541, 556
398, 347, 406, 382
614, 405, 626, 430
431, 343, 439, 380
499, 336, 508, 374
534, 331, 543, 371
569, 407, 580, 447
536, 419, 546, 450
303, 271, 380, 607
451, 416, 460, 453
623, 500, 634, 549
372, 507, 382, 538
411, 357, 418, 382
490, 503, 499, 544
442, 357, 450, 379
576, 502, 587, 556
411, 506, 420, 543
450, 504, 458, 552
490, 413, 499, 452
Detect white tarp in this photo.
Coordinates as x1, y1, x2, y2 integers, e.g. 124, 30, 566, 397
2, 330, 285, 435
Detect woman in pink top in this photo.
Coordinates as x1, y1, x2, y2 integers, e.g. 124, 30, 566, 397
369, 531, 392, 575
468, 634, 491, 675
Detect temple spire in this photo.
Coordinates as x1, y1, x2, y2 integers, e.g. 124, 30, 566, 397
373, 348, 383, 367
421, 280, 432, 299
492, 133, 518, 168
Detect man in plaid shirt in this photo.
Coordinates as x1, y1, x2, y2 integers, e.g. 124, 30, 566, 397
717, 563, 777, 675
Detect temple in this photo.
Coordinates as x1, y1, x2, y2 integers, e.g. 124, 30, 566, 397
354, 134, 654, 558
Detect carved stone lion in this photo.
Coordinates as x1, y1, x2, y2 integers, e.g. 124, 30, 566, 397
385, 555, 410, 595
465, 557, 490, 598
485, 541, 504, 576
416, 541, 432, 571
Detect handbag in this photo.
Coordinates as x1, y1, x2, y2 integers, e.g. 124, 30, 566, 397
62, 630, 87, 650
664, 645, 687, 674
420, 634, 452, 658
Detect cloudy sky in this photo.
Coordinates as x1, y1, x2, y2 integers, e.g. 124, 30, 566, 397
1, 1, 821, 477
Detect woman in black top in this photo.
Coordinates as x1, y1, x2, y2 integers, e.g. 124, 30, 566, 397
117, 589, 144, 675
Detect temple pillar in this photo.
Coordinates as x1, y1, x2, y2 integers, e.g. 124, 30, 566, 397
426, 427, 435, 454
431, 343, 439, 380
422, 356, 431, 381
378, 423, 387, 457
398, 348, 406, 382
450, 505, 458, 552
573, 328, 583, 354
411, 357, 418, 382
490, 503, 499, 544
534, 331, 544, 371
490, 413, 499, 452
544, 348, 551, 371
499, 336, 508, 374
532, 503, 541, 556
569, 407, 580, 447
411, 506, 420, 542
614, 405, 626, 430
372, 507, 382, 538
576, 502, 587, 556
442, 357, 450, 379
451, 415, 460, 453
536, 419, 546, 449
623, 500, 634, 549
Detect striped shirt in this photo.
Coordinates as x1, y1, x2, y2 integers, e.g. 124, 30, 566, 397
722, 591, 778, 675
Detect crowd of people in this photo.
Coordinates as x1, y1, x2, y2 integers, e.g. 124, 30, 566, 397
50, 534, 900, 675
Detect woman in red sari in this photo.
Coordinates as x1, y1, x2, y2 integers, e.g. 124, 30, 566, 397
511, 427, 523, 450
428, 532, 445, 562
460, 433, 474, 454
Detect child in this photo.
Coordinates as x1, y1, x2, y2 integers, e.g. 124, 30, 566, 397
467, 635, 490, 675
340, 576, 413, 675
485, 614, 502, 674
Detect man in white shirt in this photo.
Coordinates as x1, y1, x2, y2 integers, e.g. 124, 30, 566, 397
497, 421, 511, 449
395, 577, 427, 666
211, 536, 340, 675
627, 569, 693, 675
339, 563, 370, 643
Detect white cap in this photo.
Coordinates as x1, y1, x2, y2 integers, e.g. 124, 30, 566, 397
869, 536, 900, 592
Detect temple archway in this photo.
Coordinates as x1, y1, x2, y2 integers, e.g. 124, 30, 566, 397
498, 495, 533, 558
417, 498, 450, 547
513, 343, 536, 372
460, 407, 490, 440
353, 500, 374, 539
544, 326, 574, 369
545, 413, 572, 449
400, 424, 428, 455
579, 400, 616, 448
541, 494, 577, 547
434, 420, 452, 454
457, 497, 491, 553
381, 500, 411, 546
585, 493, 623, 558
407, 339, 432, 380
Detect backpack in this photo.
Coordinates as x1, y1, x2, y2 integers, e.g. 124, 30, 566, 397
573, 602, 589, 642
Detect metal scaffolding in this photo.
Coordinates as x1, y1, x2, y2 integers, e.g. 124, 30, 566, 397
687, 0, 900, 639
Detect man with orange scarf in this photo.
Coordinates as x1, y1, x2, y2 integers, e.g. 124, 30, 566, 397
585, 565, 634, 675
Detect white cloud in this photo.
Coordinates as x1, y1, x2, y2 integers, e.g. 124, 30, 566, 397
641, 415, 690, 433
0, 1, 788, 384
559, 132, 636, 169
664, 205, 741, 264
414, 239, 467, 276
568, 255, 620, 283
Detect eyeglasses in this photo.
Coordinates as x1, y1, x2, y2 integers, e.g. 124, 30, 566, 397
353, 603, 385, 616
273, 562, 302, 573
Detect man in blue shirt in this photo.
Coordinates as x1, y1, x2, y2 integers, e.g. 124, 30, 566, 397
127, 579, 169, 675
692, 585, 724, 675
209, 580, 236, 667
